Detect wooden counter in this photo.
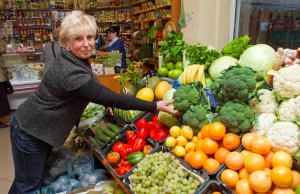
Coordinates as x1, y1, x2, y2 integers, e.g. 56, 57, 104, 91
97, 74, 121, 94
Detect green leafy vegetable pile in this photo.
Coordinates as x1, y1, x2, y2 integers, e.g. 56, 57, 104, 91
137, 43, 153, 60
221, 35, 251, 59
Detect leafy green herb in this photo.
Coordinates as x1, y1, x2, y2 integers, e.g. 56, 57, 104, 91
137, 43, 153, 59
185, 45, 221, 70
221, 35, 251, 59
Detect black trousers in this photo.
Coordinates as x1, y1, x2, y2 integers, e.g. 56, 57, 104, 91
0, 82, 11, 117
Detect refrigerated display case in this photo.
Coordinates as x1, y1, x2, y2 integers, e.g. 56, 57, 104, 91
2, 52, 44, 109
234, 0, 300, 50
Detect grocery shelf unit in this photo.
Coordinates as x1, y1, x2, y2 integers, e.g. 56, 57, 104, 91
130, 0, 181, 72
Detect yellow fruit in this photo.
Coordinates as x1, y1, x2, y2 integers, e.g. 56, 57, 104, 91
174, 146, 186, 157
191, 136, 199, 143
197, 131, 202, 139
136, 87, 154, 102
165, 137, 177, 148
176, 136, 188, 146
169, 126, 181, 138
181, 126, 193, 139
185, 142, 195, 152
155, 81, 172, 100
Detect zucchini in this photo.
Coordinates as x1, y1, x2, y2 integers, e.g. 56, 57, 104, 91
88, 136, 100, 149
106, 123, 121, 133
102, 127, 116, 138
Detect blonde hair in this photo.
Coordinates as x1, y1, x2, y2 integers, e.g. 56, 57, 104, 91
59, 11, 97, 47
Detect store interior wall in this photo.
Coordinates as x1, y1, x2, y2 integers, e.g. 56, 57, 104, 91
181, 0, 233, 51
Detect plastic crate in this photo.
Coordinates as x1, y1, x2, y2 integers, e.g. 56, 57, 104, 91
122, 146, 210, 194
97, 126, 159, 179
132, 112, 169, 144
196, 180, 233, 194
82, 114, 128, 150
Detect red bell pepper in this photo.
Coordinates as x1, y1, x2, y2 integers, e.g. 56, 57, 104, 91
152, 115, 159, 123
112, 141, 124, 153
136, 118, 147, 129
120, 158, 130, 166
116, 163, 132, 175
133, 138, 146, 151
126, 130, 136, 145
119, 144, 134, 159
150, 124, 168, 141
143, 145, 153, 155
136, 125, 150, 139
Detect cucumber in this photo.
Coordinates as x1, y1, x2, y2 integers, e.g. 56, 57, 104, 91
102, 127, 116, 138
95, 137, 105, 146
88, 136, 100, 149
95, 125, 111, 142
107, 123, 121, 133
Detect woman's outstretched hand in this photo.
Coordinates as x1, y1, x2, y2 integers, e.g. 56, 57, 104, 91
156, 100, 180, 116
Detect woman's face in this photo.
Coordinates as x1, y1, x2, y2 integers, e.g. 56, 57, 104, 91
66, 31, 95, 59
108, 31, 117, 40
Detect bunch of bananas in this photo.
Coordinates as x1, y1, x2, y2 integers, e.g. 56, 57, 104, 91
182, 64, 206, 87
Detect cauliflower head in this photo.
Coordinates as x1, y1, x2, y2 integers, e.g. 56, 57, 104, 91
277, 97, 300, 121
183, 105, 210, 134
273, 64, 300, 99
249, 89, 278, 115
251, 113, 277, 136
215, 101, 255, 134
266, 121, 300, 156
294, 96, 300, 118
173, 83, 201, 112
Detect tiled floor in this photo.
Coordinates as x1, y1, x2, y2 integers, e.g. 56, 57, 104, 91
0, 115, 13, 194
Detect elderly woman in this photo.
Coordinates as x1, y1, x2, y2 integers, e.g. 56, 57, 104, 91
9, 11, 178, 194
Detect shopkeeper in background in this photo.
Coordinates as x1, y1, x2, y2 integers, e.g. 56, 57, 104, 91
9, 11, 178, 194
105, 25, 127, 68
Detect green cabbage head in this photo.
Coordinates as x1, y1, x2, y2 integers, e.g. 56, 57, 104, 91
158, 88, 178, 128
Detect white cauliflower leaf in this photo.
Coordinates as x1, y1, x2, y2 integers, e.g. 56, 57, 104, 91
273, 64, 300, 99
249, 89, 278, 115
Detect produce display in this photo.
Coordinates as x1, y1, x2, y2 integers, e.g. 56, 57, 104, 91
113, 108, 141, 123
129, 152, 205, 194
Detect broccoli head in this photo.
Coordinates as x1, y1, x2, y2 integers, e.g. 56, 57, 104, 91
183, 105, 210, 134
173, 83, 201, 112
215, 101, 255, 134
211, 67, 257, 103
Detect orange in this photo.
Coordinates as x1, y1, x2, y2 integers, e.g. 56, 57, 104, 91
271, 151, 293, 169
239, 168, 250, 179
248, 170, 272, 193
271, 166, 294, 188
189, 150, 208, 170
194, 138, 203, 151
222, 133, 240, 151
263, 151, 273, 168
184, 151, 194, 164
241, 150, 252, 158
235, 179, 255, 194
291, 170, 300, 190
214, 147, 230, 164
201, 137, 219, 155
208, 122, 226, 141
250, 137, 271, 155
200, 124, 210, 138
264, 168, 272, 177
212, 192, 221, 194
244, 153, 265, 173
225, 152, 244, 170
241, 133, 257, 150
220, 169, 239, 188
272, 187, 295, 194
203, 158, 220, 173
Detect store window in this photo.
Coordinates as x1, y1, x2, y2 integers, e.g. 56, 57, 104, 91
234, 0, 300, 50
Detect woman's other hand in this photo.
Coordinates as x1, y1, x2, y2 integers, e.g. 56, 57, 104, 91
106, 107, 113, 115
156, 100, 180, 116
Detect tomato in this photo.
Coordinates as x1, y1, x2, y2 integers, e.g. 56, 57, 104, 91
106, 152, 121, 165
136, 118, 147, 129
133, 138, 146, 152
112, 141, 124, 153
152, 115, 159, 123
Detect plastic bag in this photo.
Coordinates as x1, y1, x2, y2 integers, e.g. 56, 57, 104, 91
68, 150, 94, 179
41, 175, 83, 194
78, 169, 109, 187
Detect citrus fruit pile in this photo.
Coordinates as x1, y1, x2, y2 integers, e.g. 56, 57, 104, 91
166, 122, 242, 173
220, 133, 300, 194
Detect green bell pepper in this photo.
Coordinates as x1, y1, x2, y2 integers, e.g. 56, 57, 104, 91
127, 151, 144, 165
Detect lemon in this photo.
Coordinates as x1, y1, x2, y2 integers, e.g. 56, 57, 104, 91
185, 142, 195, 152
165, 136, 177, 148
174, 146, 186, 157
191, 136, 199, 143
170, 126, 181, 138
197, 131, 202, 139
181, 126, 193, 139
136, 87, 154, 102
176, 135, 188, 146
